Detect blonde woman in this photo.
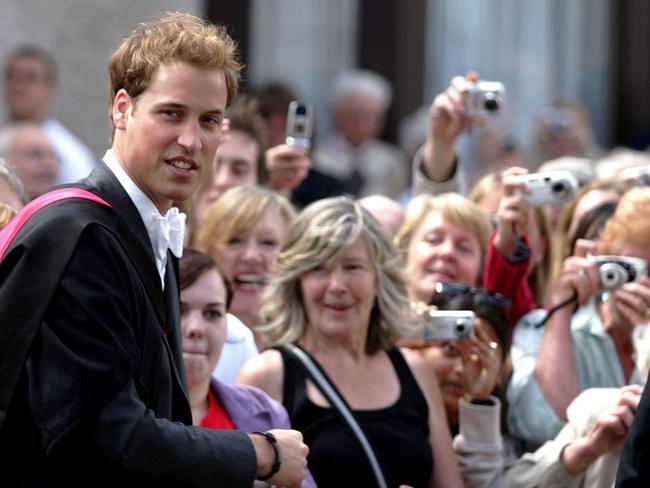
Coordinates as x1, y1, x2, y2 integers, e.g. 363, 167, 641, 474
197, 185, 296, 345
238, 196, 462, 487
395, 192, 492, 302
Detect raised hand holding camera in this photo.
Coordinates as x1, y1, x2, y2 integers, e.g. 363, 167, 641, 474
455, 324, 503, 401
514, 170, 579, 208
463, 80, 505, 119
590, 256, 648, 291
493, 166, 532, 257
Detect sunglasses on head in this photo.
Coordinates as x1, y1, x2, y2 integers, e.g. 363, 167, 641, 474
430, 282, 512, 313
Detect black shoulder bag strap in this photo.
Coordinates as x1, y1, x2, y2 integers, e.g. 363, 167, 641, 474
281, 343, 388, 488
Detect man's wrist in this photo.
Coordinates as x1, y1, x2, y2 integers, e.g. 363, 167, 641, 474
250, 431, 282, 481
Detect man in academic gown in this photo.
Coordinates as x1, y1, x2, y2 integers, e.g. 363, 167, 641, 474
616, 385, 650, 486
0, 12, 307, 487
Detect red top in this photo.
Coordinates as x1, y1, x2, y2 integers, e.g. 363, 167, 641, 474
199, 388, 236, 430
483, 232, 535, 330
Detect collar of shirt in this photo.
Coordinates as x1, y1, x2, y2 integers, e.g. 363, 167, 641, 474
102, 149, 186, 288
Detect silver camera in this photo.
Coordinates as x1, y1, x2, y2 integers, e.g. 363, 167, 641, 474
590, 256, 648, 291
285, 101, 314, 150
463, 80, 505, 118
515, 170, 579, 207
422, 310, 475, 340
619, 165, 650, 186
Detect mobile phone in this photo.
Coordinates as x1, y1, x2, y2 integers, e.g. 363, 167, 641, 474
285, 101, 314, 150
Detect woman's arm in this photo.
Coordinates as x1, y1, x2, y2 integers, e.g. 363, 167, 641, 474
236, 349, 285, 403
534, 245, 600, 421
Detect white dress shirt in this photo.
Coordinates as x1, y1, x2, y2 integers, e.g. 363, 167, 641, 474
102, 149, 185, 288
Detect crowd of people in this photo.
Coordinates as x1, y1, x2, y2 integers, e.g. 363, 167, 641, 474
1, 9, 650, 488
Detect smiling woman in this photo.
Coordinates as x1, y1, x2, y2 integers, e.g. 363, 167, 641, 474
196, 185, 296, 345
237, 196, 464, 488
395, 192, 492, 303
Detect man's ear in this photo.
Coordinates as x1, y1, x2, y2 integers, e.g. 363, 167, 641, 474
112, 89, 131, 130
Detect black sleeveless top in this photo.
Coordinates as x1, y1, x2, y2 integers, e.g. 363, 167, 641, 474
276, 346, 433, 488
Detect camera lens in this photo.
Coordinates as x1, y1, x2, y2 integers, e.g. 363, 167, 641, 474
599, 263, 626, 290
484, 94, 499, 112
551, 181, 567, 194
455, 319, 472, 339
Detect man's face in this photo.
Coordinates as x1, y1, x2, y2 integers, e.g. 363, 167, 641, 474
112, 61, 227, 213
213, 129, 259, 196
193, 129, 258, 224
334, 93, 384, 146
4, 55, 53, 122
7, 125, 58, 199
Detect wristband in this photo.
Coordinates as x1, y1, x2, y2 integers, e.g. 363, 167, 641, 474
252, 431, 281, 481
508, 236, 531, 264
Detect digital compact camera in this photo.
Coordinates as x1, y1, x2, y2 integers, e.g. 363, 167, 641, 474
421, 310, 475, 341
514, 170, 579, 207
619, 165, 650, 187
463, 80, 505, 118
590, 256, 648, 291
285, 101, 314, 150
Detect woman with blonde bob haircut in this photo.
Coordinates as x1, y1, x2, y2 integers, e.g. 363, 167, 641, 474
395, 192, 491, 304
197, 185, 296, 359
238, 196, 463, 487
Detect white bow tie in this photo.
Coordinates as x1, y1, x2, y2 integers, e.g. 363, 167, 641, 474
149, 207, 186, 262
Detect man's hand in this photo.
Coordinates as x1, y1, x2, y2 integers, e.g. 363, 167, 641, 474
249, 429, 309, 488
265, 144, 310, 193
561, 385, 642, 474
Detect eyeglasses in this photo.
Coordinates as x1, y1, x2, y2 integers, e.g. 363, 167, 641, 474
430, 282, 512, 313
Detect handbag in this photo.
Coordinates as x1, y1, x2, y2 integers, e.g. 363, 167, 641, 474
281, 343, 388, 488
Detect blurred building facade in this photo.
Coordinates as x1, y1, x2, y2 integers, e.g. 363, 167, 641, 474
0, 0, 647, 167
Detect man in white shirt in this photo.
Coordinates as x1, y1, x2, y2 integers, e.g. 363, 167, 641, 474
3, 45, 96, 183
0, 12, 307, 487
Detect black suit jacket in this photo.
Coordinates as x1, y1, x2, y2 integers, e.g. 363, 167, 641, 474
0, 163, 256, 486
616, 383, 650, 486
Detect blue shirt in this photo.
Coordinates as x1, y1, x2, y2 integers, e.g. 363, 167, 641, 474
507, 299, 643, 448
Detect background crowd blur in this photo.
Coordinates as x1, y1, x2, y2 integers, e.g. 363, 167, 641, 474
1, 0, 648, 172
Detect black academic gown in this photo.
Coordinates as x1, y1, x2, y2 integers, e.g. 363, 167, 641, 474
616, 383, 650, 486
0, 163, 256, 487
